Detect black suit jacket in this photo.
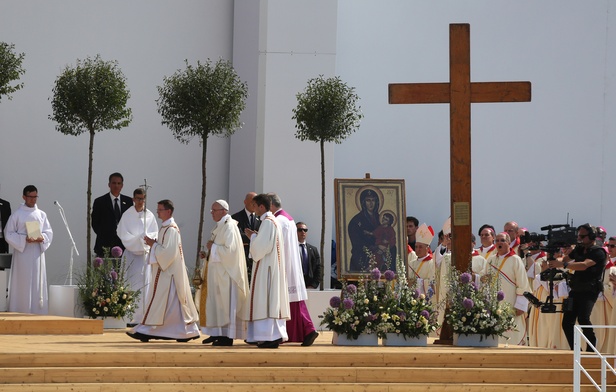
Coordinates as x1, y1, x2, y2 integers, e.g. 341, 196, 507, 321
91, 193, 133, 256
231, 209, 260, 264
302, 242, 321, 289
0, 198, 11, 253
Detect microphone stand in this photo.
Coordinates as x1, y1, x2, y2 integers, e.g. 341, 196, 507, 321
55, 201, 80, 285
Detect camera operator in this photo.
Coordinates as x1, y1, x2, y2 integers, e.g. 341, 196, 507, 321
549, 224, 607, 351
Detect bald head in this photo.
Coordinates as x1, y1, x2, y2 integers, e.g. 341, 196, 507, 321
243, 192, 257, 212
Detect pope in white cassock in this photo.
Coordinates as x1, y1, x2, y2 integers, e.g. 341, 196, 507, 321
244, 193, 290, 349
116, 188, 158, 325
484, 232, 531, 345
200, 200, 250, 346
4, 185, 53, 314
127, 199, 200, 342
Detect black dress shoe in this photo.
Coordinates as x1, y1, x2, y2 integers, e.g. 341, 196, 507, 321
212, 336, 233, 346
202, 336, 219, 344
244, 340, 258, 345
301, 331, 319, 347
176, 335, 200, 343
126, 323, 138, 328
126, 331, 151, 342
257, 338, 282, 349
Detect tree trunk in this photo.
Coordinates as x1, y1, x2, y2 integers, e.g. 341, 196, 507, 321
86, 129, 95, 269
196, 136, 208, 270
319, 139, 326, 290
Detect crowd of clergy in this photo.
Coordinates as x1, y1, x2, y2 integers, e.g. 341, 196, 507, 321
406, 217, 616, 353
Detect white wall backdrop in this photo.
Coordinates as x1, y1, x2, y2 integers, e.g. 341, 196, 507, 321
1, 0, 616, 289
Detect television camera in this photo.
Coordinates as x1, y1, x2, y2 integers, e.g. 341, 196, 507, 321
522, 224, 576, 313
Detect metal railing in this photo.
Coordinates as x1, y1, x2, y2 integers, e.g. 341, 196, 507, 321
573, 325, 616, 392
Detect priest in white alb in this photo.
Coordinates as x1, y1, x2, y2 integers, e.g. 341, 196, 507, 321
484, 232, 531, 345
269, 193, 318, 346
244, 193, 290, 349
127, 199, 200, 342
200, 199, 249, 346
116, 188, 158, 325
4, 185, 53, 314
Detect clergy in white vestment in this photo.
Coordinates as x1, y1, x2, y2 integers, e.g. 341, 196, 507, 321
200, 200, 249, 346
244, 193, 290, 349
269, 193, 318, 346
525, 250, 547, 290
127, 199, 200, 342
589, 258, 615, 352
605, 266, 616, 355
116, 188, 158, 325
408, 223, 436, 297
4, 185, 53, 314
484, 232, 531, 346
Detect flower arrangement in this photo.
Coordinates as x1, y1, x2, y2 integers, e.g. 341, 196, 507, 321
77, 246, 140, 319
445, 268, 515, 338
321, 257, 439, 340
375, 257, 439, 339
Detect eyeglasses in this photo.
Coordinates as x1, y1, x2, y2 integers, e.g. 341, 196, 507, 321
297, 228, 308, 233
609, 244, 616, 248
495, 239, 508, 243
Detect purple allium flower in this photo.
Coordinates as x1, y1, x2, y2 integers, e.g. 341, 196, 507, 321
329, 296, 342, 308
420, 310, 430, 319
346, 284, 357, 295
497, 291, 505, 301
94, 257, 104, 268
462, 297, 474, 310
460, 272, 472, 284
412, 289, 420, 299
110, 270, 118, 281
343, 298, 354, 309
370, 268, 381, 281
384, 270, 395, 281
111, 246, 123, 258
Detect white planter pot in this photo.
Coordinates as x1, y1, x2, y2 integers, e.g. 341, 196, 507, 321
453, 333, 498, 347
332, 332, 378, 346
97, 317, 126, 329
382, 333, 427, 347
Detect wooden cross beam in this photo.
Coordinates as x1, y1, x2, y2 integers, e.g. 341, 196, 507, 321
389, 23, 531, 275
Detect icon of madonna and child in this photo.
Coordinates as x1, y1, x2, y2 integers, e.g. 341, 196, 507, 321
347, 186, 402, 274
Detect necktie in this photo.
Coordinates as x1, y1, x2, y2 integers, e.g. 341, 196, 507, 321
300, 243, 308, 273
249, 213, 255, 229
114, 198, 121, 223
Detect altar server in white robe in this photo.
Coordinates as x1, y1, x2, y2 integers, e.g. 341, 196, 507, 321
484, 232, 531, 345
116, 188, 158, 325
5, 185, 53, 314
127, 199, 200, 342
408, 223, 436, 297
244, 193, 290, 349
268, 193, 318, 346
200, 200, 249, 346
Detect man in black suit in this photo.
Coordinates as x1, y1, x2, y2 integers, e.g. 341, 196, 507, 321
231, 192, 260, 280
0, 194, 11, 253
296, 221, 321, 289
91, 172, 133, 257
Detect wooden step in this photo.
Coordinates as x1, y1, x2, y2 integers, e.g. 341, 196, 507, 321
0, 313, 102, 334
0, 383, 608, 392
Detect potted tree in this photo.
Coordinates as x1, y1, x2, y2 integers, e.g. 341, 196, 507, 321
292, 75, 363, 289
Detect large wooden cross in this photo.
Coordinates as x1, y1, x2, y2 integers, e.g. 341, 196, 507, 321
389, 23, 531, 274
